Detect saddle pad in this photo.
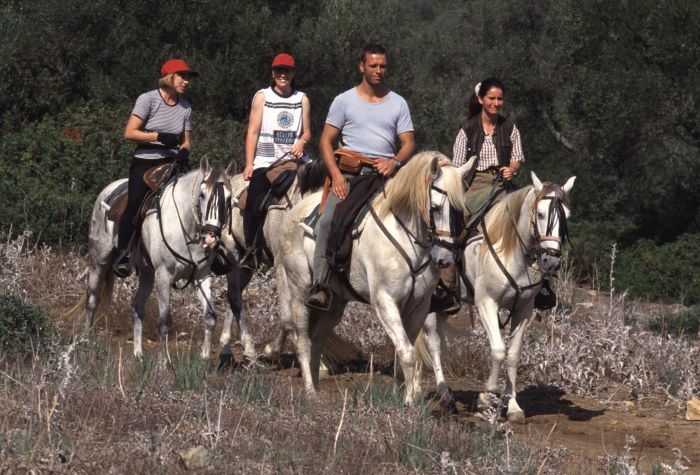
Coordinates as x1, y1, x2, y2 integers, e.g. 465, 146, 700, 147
234, 187, 291, 212
104, 181, 129, 222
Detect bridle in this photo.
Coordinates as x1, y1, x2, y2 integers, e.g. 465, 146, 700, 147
157, 169, 232, 289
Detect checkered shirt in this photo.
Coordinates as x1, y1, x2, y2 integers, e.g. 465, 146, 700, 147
452, 125, 524, 169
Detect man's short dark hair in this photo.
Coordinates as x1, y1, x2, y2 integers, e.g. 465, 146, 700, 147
360, 43, 387, 63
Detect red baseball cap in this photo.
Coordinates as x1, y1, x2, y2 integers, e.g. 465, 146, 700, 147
161, 59, 200, 77
272, 53, 295, 69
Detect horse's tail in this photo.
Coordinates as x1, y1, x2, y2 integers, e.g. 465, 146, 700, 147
414, 328, 433, 370
414, 313, 462, 370
321, 330, 361, 366
62, 270, 115, 334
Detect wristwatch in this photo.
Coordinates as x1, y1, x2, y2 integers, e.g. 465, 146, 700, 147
393, 158, 401, 168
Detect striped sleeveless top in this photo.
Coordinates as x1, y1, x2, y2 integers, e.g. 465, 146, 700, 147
254, 87, 306, 169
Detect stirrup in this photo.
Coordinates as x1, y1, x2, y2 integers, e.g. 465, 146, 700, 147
305, 284, 332, 311
238, 248, 258, 272
112, 250, 132, 278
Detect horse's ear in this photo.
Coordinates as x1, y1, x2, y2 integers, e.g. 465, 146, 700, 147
458, 155, 477, 179
562, 176, 576, 194
430, 155, 442, 179
225, 161, 236, 176
531, 171, 543, 192
199, 155, 211, 174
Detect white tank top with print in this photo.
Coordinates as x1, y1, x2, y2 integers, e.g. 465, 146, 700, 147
254, 87, 305, 169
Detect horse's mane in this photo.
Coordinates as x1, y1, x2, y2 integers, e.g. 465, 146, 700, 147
375, 151, 466, 223
483, 182, 568, 262
297, 159, 328, 196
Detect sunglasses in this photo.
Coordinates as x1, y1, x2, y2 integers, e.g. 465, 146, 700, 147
273, 67, 294, 74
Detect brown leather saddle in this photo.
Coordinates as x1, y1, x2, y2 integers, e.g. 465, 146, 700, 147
235, 158, 301, 211
106, 163, 175, 222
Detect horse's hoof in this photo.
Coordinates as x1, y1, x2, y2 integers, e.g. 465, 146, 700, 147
217, 353, 235, 371
507, 410, 526, 423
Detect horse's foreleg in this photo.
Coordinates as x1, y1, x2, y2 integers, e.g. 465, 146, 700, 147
503, 308, 532, 422
290, 297, 317, 399
423, 312, 453, 405
223, 269, 255, 362
476, 298, 506, 409
132, 271, 154, 359
153, 274, 173, 368
84, 262, 109, 337
196, 276, 216, 360
264, 265, 294, 358
374, 295, 419, 406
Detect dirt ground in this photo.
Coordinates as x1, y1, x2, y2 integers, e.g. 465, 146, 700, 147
55, 286, 699, 473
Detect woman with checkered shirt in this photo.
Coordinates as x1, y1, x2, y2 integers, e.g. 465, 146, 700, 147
452, 77, 524, 193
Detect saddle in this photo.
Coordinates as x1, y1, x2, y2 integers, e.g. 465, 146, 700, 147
105, 163, 175, 223
234, 158, 302, 212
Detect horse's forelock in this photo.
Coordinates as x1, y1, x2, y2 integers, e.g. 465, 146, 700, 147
202, 167, 230, 193
536, 182, 570, 209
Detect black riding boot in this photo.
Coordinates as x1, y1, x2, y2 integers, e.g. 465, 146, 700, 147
240, 213, 262, 272
534, 279, 557, 310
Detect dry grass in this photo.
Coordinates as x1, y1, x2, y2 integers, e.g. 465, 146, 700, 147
1, 233, 697, 472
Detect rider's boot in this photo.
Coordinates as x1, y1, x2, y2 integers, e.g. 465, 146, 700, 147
429, 264, 460, 314
240, 213, 263, 272
112, 248, 133, 278
306, 282, 332, 311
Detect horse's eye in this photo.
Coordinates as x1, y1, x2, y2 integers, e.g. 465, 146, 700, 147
431, 204, 441, 213
537, 211, 545, 220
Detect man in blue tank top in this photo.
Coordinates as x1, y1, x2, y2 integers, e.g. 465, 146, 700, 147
306, 44, 416, 310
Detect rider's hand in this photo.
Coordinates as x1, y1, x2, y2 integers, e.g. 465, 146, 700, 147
374, 157, 399, 177
500, 166, 516, 181
290, 140, 305, 158
156, 132, 181, 149
243, 164, 254, 181
175, 148, 190, 172
331, 173, 347, 200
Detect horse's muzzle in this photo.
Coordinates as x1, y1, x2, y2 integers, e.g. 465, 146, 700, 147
541, 253, 561, 273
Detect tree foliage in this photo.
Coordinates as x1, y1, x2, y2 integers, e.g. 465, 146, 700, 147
0, 0, 698, 301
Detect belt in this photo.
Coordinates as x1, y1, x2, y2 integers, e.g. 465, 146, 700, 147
476, 167, 500, 176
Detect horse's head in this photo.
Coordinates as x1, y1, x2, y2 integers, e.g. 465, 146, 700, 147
424, 154, 470, 268
198, 156, 232, 248
531, 172, 575, 273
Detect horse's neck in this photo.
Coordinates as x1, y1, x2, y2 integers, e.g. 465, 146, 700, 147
162, 173, 199, 222
516, 191, 538, 253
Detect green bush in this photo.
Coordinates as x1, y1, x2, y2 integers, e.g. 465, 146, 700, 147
647, 306, 700, 339
616, 234, 700, 304
0, 294, 52, 355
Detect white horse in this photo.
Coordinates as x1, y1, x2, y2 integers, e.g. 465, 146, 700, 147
218, 159, 327, 363
67, 157, 232, 365
278, 151, 473, 405
421, 172, 575, 420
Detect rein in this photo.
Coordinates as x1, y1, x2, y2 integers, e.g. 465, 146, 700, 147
156, 171, 230, 290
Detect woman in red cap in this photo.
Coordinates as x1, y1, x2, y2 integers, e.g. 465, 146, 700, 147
239, 52, 311, 271
113, 58, 199, 278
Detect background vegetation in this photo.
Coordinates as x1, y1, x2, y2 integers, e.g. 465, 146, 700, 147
1, 0, 698, 303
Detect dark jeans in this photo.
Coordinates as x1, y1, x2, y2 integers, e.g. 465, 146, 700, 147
243, 168, 271, 248
117, 157, 173, 251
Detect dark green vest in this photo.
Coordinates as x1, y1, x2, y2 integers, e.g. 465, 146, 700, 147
460, 114, 514, 167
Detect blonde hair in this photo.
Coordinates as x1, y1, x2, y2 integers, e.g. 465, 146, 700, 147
159, 73, 177, 89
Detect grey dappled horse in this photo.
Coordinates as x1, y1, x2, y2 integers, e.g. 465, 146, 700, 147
278, 152, 473, 405
420, 172, 575, 420
69, 157, 232, 365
